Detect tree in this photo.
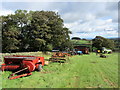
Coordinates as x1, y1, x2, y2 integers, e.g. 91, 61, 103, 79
14, 10, 33, 51
71, 37, 81, 40
28, 11, 71, 51
2, 15, 20, 52
92, 36, 114, 50
82, 38, 87, 40
2, 10, 71, 52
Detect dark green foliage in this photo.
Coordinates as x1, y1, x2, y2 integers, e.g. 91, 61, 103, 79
92, 36, 115, 50
71, 37, 81, 40
2, 10, 71, 52
2, 15, 20, 52
110, 38, 120, 51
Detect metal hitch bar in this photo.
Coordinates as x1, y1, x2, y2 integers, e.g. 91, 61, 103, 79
8, 67, 32, 80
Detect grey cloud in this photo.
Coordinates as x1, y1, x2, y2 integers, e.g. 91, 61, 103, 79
105, 2, 118, 11
61, 2, 118, 23
2, 2, 118, 38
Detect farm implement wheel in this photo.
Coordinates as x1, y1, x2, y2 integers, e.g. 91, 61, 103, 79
23, 61, 36, 72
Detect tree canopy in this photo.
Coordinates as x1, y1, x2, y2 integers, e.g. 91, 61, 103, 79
92, 36, 114, 50
71, 37, 81, 40
2, 10, 71, 52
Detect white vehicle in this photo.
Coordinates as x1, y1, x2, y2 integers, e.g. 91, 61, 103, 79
102, 47, 112, 53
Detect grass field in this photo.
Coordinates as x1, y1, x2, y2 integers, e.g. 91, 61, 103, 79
1, 52, 118, 88
71, 40, 92, 44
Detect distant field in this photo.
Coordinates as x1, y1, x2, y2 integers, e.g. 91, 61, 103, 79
1, 52, 118, 88
71, 40, 92, 45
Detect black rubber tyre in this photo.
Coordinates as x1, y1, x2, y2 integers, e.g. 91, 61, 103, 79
104, 51, 107, 54
38, 64, 43, 72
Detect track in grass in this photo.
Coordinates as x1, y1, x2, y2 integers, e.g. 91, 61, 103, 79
2, 52, 118, 88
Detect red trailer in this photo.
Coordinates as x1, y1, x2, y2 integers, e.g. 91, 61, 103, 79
1, 55, 44, 80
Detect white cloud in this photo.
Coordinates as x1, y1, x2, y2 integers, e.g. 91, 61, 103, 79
70, 30, 118, 39
0, 9, 14, 16
1, 0, 119, 2
64, 18, 118, 38
62, 13, 80, 23
1, 2, 118, 38
85, 13, 96, 21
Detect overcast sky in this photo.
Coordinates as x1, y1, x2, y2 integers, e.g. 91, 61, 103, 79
1, 1, 119, 39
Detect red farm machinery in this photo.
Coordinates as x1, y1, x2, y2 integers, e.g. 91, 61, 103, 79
0, 55, 44, 80
49, 52, 70, 63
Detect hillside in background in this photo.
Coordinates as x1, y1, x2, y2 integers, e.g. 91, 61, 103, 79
71, 39, 92, 45
71, 37, 119, 52
71, 39, 92, 51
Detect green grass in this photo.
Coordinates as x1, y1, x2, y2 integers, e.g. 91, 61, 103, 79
71, 40, 91, 44
1, 52, 118, 88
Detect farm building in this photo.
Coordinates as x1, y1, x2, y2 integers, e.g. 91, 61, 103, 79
74, 45, 90, 54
